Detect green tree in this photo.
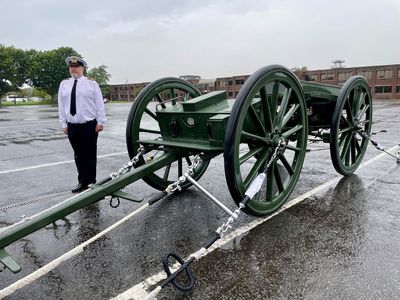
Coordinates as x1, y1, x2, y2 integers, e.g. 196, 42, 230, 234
86, 65, 111, 96
291, 66, 309, 80
0, 45, 29, 105
31, 47, 81, 102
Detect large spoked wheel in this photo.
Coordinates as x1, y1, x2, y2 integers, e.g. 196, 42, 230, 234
126, 78, 210, 191
224, 65, 308, 216
330, 76, 373, 175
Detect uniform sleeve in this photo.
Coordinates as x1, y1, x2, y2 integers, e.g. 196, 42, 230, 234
57, 81, 68, 128
94, 81, 106, 125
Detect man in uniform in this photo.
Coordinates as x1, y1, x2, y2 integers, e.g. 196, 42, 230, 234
58, 56, 106, 193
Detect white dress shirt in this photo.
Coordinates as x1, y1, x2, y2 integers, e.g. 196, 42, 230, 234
58, 76, 106, 128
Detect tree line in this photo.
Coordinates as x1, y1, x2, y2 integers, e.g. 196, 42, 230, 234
0, 45, 110, 103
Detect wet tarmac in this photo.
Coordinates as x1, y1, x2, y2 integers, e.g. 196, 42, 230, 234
0, 100, 399, 299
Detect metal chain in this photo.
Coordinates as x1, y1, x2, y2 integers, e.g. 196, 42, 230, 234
217, 145, 282, 236
357, 129, 399, 160
109, 146, 145, 179
0, 191, 71, 212
165, 154, 203, 194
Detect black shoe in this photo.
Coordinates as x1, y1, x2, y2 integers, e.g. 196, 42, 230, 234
71, 183, 87, 193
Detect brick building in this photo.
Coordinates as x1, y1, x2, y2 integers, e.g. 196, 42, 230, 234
108, 82, 150, 101
214, 75, 250, 98
108, 64, 400, 101
301, 64, 400, 99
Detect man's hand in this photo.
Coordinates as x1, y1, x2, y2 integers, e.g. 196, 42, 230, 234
63, 128, 68, 135
96, 124, 104, 132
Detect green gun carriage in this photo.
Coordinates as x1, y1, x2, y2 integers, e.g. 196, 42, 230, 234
0, 65, 372, 274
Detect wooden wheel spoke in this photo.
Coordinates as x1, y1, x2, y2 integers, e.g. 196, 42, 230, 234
144, 108, 157, 121
139, 127, 161, 134
340, 133, 352, 161
156, 94, 167, 109
339, 126, 353, 135
345, 98, 354, 122
357, 104, 370, 120
277, 87, 291, 125
354, 136, 361, 154
281, 104, 299, 129
355, 91, 366, 114
163, 164, 171, 180
242, 130, 267, 144
170, 88, 176, 104
285, 144, 302, 152
249, 105, 267, 136
239, 146, 265, 165
351, 136, 356, 164
266, 161, 275, 201
278, 153, 294, 175
281, 124, 303, 139
271, 81, 280, 126
358, 119, 370, 125
243, 152, 269, 187
274, 163, 284, 193
260, 86, 273, 131
351, 88, 360, 116
338, 132, 347, 148
178, 158, 183, 177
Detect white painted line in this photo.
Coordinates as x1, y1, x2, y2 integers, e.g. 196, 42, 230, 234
0, 145, 398, 300
0, 152, 128, 175
0, 203, 150, 299
112, 145, 400, 300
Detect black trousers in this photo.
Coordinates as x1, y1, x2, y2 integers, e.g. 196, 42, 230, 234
68, 119, 98, 186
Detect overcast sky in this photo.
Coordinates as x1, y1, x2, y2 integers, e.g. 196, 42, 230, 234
2, 0, 400, 83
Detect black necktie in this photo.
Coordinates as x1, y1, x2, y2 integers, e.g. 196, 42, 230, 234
70, 79, 77, 116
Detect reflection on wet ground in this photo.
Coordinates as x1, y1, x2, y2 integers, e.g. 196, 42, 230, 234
0, 101, 399, 299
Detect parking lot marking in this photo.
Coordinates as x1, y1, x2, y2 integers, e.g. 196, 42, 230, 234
113, 145, 400, 300
0, 145, 398, 299
0, 152, 128, 175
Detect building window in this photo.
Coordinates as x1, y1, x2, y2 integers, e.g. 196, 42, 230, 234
228, 80, 233, 86
321, 73, 334, 80
376, 70, 393, 79
375, 86, 392, 94
397, 69, 400, 78
235, 79, 244, 85
338, 72, 352, 81
396, 86, 400, 93
357, 71, 372, 79
228, 92, 233, 97
308, 74, 318, 81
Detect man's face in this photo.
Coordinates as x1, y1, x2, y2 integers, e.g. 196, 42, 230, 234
69, 64, 84, 78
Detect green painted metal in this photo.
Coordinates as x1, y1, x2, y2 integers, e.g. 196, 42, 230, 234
301, 80, 341, 101
0, 151, 179, 272
0, 65, 374, 274
224, 65, 308, 216
0, 248, 21, 273
330, 76, 373, 175
125, 77, 211, 191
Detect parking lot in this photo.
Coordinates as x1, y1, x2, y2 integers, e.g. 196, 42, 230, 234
0, 100, 399, 299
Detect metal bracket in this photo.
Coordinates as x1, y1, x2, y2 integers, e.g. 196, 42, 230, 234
0, 248, 21, 273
